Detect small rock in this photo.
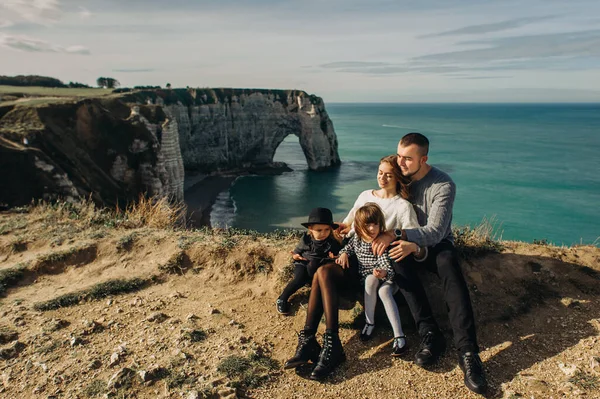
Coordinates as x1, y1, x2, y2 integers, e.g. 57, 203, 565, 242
0, 341, 26, 360
209, 308, 220, 315
217, 387, 237, 398
137, 370, 149, 382
81, 320, 103, 335
558, 362, 578, 376
239, 336, 248, 344
187, 390, 200, 399
186, 314, 199, 321
228, 320, 237, 326
210, 377, 225, 387
146, 312, 169, 323
116, 344, 127, 354
109, 352, 120, 367
44, 318, 70, 332
87, 360, 102, 370
591, 356, 600, 371
170, 292, 185, 299
37, 362, 48, 372
107, 368, 135, 389
13, 316, 25, 327
0, 327, 18, 344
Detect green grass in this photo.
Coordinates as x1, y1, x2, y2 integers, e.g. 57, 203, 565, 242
569, 370, 599, 391
217, 353, 279, 390
83, 379, 106, 398
0, 265, 27, 296
0, 85, 112, 97
33, 277, 151, 311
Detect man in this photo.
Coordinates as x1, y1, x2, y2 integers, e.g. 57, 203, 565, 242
373, 132, 487, 395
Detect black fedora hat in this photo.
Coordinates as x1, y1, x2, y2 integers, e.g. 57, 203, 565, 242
301, 207, 339, 229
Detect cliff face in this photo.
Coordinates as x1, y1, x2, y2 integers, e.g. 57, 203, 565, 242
160, 91, 340, 172
0, 99, 182, 206
0, 88, 340, 207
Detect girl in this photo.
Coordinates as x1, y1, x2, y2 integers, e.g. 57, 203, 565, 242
276, 207, 342, 315
337, 203, 410, 356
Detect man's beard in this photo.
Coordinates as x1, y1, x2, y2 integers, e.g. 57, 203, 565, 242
402, 164, 421, 180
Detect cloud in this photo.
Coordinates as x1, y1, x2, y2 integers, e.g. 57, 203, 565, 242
112, 68, 155, 73
0, 19, 14, 28
318, 61, 393, 69
419, 16, 556, 38
1, 0, 63, 25
78, 6, 92, 19
0, 33, 90, 54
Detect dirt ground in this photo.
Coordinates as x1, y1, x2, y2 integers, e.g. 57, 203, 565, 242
1, 209, 599, 399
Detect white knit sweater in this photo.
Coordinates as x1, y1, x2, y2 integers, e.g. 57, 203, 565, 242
342, 190, 419, 236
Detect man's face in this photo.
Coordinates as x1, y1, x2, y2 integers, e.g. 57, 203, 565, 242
397, 143, 427, 178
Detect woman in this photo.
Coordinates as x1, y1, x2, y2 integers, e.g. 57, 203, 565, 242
283, 155, 427, 380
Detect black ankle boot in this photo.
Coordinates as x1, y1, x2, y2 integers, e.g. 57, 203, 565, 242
284, 330, 321, 369
310, 330, 346, 380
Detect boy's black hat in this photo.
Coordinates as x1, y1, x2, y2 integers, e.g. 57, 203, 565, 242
301, 207, 339, 229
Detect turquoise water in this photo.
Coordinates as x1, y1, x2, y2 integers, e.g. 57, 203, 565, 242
208, 103, 600, 246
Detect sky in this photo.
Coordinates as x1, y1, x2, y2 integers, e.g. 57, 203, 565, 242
1, 0, 600, 102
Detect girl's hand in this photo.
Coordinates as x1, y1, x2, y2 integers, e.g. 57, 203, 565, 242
388, 241, 418, 262
328, 251, 338, 259
291, 251, 307, 261
336, 253, 349, 269
373, 269, 387, 279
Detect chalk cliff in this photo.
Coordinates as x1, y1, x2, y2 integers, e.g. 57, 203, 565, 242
0, 88, 340, 207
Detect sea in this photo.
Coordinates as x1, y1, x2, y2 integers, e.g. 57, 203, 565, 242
199, 103, 600, 246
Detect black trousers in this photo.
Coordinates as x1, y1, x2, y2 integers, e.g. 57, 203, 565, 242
393, 240, 479, 354
278, 262, 312, 302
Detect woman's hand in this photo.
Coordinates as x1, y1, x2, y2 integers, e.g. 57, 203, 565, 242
337, 223, 351, 235
336, 253, 349, 269
291, 251, 307, 261
388, 241, 418, 261
372, 230, 395, 256
373, 269, 387, 279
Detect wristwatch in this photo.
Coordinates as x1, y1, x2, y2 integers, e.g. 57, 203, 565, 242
394, 229, 404, 240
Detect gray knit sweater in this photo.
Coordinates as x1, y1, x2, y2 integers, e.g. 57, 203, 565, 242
404, 166, 455, 247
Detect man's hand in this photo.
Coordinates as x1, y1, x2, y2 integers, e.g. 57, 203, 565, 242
337, 222, 351, 235
388, 240, 418, 261
371, 230, 395, 256
291, 252, 307, 261
335, 253, 350, 269
373, 269, 387, 279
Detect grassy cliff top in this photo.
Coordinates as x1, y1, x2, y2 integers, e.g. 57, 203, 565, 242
0, 85, 321, 108
1, 199, 599, 398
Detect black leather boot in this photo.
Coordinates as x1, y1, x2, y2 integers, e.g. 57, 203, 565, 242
284, 329, 321, 369
310, 330, 346, 380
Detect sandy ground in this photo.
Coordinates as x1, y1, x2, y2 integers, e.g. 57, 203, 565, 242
0, 209, 599, 399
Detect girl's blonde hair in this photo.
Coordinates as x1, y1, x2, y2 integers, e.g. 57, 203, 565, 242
354, 203, 386, 241
380, 155, 410, 200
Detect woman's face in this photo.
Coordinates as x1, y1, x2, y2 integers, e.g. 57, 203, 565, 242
377, 162, 398, 191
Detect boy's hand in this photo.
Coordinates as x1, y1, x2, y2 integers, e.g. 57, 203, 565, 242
291, 252, 307, 261
373, 269, 387, 279
335, 253, 349, 269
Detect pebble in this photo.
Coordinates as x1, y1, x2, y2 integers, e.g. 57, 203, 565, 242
109, 352, 120, 367
146, 312, 169, 323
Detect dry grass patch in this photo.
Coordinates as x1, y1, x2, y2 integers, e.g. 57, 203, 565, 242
0, 264, 27, 296
454, 216, 504, 260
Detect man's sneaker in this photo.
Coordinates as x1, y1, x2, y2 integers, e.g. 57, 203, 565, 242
276, 299, 290, 315
391, 336, 408, 357
414, 331, 446, 366
359, 323, 375, 342
458, 352, 487, 395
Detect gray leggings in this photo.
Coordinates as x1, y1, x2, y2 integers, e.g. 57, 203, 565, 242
364, 274, 404, 338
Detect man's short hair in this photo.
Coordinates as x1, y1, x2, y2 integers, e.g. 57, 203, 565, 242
400, 132, 429, 156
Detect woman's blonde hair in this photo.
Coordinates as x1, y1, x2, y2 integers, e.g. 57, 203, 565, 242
354, 203, 386, 241
380, 154, 410, 200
